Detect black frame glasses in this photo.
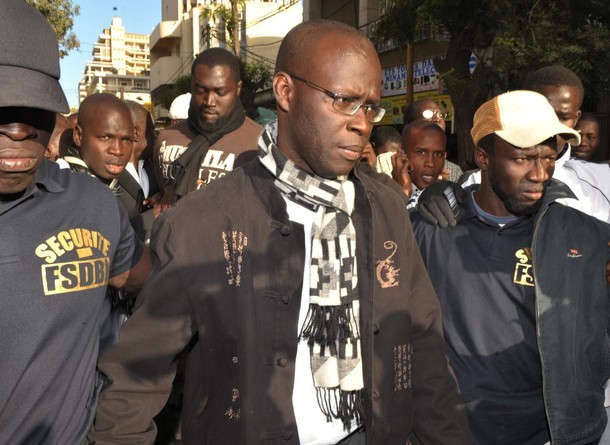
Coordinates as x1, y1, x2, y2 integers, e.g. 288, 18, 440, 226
287, 72, 386, 123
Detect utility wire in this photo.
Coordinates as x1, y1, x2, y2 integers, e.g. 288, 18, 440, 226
132, 1, 297, 87
323, 0, 353, 20
243, 0, 300, 29
248, 38, 283, 48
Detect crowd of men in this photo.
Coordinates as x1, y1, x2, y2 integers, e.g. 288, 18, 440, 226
1, 1, 609, 445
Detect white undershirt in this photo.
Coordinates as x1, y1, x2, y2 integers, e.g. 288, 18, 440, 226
284, 196, 353, 445
137, 160, 150, 198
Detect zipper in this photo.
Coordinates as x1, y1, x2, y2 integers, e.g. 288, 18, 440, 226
532, 202, 552, 443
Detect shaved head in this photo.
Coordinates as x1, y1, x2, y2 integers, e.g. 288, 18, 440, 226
124, 100, 155, 162
124, 100, 149, 125
79, 93, 132, 129
272, 19, 382, 178
276, 20, 375, 78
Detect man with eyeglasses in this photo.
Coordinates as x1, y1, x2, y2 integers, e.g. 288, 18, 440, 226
89, 19, 471, 445
404, 99, 448, 130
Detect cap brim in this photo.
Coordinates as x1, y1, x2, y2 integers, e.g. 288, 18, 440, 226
0, 65, 69, 114
496, 123, 581, 148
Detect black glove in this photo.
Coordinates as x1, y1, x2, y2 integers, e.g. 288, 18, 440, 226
417, 181, 465, 228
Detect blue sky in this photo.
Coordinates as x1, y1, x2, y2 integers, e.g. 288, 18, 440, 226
59, 0, 161, 109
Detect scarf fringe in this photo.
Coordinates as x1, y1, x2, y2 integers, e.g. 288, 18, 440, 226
299, 304, 359, 346
316, 387, 364, 431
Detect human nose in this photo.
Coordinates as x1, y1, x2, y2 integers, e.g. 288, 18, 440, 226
202, 92, 216, 106
108, 138, 125, 157
0, 123, 37, 141
346, 106, 371, 135
527, 159, 552, 183
424, 153, 435, 168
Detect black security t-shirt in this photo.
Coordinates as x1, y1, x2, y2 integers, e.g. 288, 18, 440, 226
0, 160, 140, 444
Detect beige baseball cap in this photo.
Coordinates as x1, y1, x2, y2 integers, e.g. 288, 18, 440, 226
471, 90, 580, 148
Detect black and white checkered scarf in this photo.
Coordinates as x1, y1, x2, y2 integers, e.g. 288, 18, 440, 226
258, 122, 363, 430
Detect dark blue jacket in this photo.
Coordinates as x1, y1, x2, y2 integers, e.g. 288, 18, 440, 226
534, 181, 610, 445
411, 180, 610, 445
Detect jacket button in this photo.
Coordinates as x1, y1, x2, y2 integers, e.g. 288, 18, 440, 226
277, 358, 288, 367
280, 225, 291, 235
373, 323, 380, 335
372, 390, 380, 401
281, 295, 290, 304
283, 430, 293, 440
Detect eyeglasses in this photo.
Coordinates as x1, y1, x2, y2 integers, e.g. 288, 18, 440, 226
422, 109, 448, 120
287, 73, 386, 123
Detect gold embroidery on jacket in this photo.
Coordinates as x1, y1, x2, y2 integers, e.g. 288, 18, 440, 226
222, 231, 248, 286
224, 387, 241, 420
376, 240, 400, 288
394, 343, 412, 391
225, 356, 241, 420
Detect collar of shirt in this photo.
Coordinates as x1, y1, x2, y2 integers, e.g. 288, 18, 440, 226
0, 159, 65, 216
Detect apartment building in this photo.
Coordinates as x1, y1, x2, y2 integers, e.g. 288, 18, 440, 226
149, 0, 302, 118
78, 17, 151, 109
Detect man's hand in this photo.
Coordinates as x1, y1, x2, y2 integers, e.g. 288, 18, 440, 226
417, 181, 466, 228
108, 243, 152, 294
391, 151, 413, 197
142, 191, 160, 209
145, 190, 176, 218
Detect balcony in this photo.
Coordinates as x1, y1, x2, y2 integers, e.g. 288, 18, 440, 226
150, 20, 182, 52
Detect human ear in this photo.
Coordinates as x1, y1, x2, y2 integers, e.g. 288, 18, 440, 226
273, 72, 292, 113
474, 145, 488, 171
73, 124, 83, 147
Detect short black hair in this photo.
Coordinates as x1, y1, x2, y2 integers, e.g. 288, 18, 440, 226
402, 120, 446, 143
523, 65, 584, 106
124, 100, 149, 125
370, 126, 401, 149
477, 134, 496, 153
191, 47, 241, 82
577, 112, 600, 126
